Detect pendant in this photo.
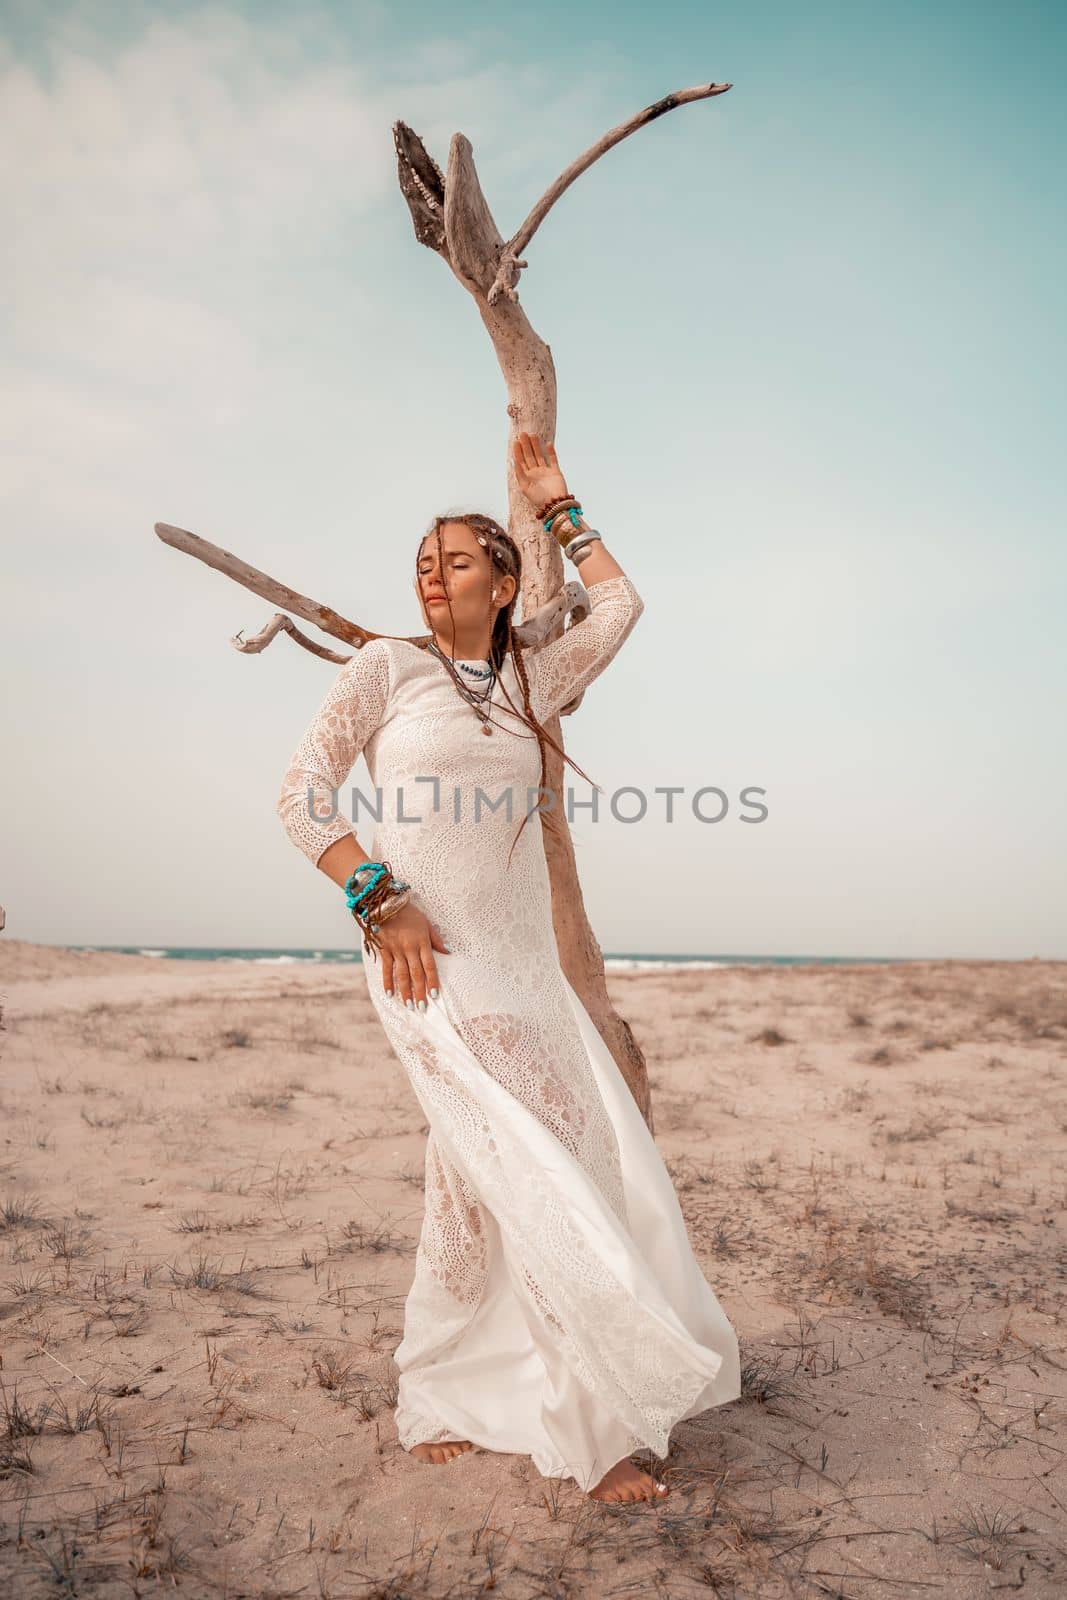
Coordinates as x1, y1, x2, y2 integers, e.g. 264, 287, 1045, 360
482, 723, 493, 735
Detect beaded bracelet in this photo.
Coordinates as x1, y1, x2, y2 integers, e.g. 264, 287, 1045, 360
537, 492, 581, 523
345, 871, 410, 923
344, 862, 411, 959
537, 495, 604, 564
543, 504, 583, 535
344, 865, 411, 906
345, 862, 387, 911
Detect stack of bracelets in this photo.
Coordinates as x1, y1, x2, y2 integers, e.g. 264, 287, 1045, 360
344, 861, 411, 960
536, 494, 603, 567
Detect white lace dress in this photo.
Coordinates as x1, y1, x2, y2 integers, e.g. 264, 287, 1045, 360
277, 574, 741, 1490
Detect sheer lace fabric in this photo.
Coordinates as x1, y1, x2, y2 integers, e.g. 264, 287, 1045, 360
277, 574, 741, 1488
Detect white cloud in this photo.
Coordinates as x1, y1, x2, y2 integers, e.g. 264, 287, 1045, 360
4, 13, 391, 321
0, 10, 578, 555
2, 8, 616, 424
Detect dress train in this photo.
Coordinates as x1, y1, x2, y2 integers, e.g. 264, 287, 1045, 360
390, 970, 741, 1491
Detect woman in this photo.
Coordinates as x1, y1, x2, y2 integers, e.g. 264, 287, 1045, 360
277, 432, 741, 1504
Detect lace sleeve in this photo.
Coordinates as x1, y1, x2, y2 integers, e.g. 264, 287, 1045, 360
276, 639, 392, 867
529, 573, 644, 721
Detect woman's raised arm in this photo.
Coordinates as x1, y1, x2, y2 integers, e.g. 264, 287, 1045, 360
510, 430, 645, 720
528, 572, 644, 723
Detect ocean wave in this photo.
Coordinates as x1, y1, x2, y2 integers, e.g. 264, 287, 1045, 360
605, 958, 727, 972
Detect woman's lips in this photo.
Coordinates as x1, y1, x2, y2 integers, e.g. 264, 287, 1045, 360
425, 595, 446, 604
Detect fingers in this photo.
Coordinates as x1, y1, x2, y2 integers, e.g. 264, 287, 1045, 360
397, 946, 438, 1008
419, 943, 440, 1001
389, 951, 432, 1010
514, 431, 546, 472
389, 949, 414, 1007
399, 951, 421, 1008
380, 933, 447, 1011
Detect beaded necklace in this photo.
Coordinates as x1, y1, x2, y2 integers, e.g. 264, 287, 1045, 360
427, 639, 499, 735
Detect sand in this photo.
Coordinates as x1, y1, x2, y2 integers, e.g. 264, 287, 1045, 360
1, 938, 1065, 1597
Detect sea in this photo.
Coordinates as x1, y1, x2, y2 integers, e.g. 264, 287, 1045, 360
67, 946, 911, 971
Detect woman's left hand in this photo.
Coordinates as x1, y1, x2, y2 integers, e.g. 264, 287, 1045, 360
513, 432, 569, 513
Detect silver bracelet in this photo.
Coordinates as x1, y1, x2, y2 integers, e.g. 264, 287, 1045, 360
564, 530, 602, 565
369, 887, 412, 933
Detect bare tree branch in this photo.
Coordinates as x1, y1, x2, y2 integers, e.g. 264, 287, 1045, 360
231, 613, 351, 662
155, 522, 386, 649
155, 521, 591, 666
392, 122, 448, 252
488, 80, 732, 304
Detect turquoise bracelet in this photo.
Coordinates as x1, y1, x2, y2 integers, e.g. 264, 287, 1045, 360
543, 505, 583, 535
344, 862, 410, 914
344, 863, 386, 911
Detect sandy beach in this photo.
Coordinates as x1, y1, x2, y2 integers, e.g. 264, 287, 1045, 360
1, 939, 1065, 1596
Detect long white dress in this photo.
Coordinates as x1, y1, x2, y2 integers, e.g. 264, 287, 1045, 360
277, 573, 741, 1491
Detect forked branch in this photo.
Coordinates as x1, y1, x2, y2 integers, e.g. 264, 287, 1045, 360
393, 79, 731, 307
488, 80, 732, 304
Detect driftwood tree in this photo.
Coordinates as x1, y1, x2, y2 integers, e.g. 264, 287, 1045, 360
156, 79, 730, 1131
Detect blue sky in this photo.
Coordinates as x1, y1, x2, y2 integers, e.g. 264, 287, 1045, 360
2, 0, 1064, 956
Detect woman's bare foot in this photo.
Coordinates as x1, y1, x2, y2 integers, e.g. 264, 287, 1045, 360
409, 1439, 474, 1464
589, 1456, 669, 1504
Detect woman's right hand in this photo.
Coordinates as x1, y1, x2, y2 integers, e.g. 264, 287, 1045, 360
376, 902, 449, 1008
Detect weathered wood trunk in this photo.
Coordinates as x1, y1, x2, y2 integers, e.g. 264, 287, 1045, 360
392, 82, 731, 1126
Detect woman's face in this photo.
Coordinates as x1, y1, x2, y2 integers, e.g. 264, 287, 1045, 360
415, 522, 514, 631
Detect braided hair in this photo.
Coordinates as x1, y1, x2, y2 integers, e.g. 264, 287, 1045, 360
416, 511, 597, 867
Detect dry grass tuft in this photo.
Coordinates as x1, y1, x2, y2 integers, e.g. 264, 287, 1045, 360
229, 1082, 295, 1112
168, 1248, 266, 1297
334, 1218, 415, 1256
0, 1191, 43, 1229
739, 1351, 801, 1405
937, 1504, 1030, 1569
